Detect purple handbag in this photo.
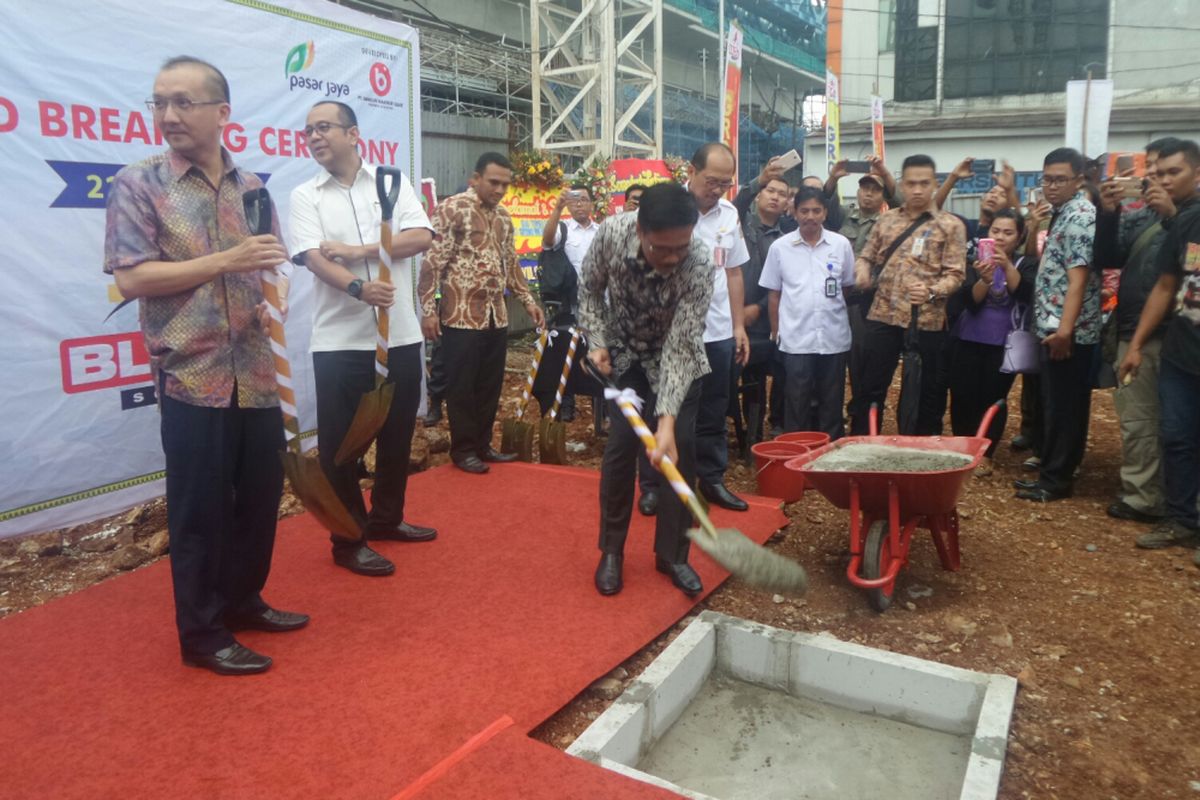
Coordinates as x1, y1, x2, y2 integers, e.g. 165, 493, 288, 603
1000, 305, 1040, 375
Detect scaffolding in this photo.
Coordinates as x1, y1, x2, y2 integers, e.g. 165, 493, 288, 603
530, 0, 664, 161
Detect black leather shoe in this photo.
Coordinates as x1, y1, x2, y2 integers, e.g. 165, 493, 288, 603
1010, 434, 1033, 452
480, 447, 518, 463
595, 553, 623, 596
1013, 478, 1039, 491
1016, 486, 1072, 502
638, 491, 658, 517
656, 557, 703, 597
454, 456, 489, 474
183, 642, 271, 676
368, 521, 438, 542
422, 399, 442, 427
701, 482, 749, 512
225, 607, 310, 633
332, 543, 395, 576
1106, 501, 1164, 524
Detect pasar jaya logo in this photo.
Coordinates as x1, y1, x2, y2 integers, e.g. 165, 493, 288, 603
369, 62, 392, 97
284, 40, 350, 98
284, 41, 315, 77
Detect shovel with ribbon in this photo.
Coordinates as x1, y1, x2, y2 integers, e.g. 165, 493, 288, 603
581, 357, 807, 595
334, 166, 403, 466
539, 326, 580, 465
501, 327, 553, 462
244, 187, 360, 541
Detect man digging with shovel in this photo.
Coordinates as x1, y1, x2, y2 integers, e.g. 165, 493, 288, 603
290, 101, 437, 577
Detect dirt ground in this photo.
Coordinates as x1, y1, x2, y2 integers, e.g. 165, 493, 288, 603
2, 341, 1199, 799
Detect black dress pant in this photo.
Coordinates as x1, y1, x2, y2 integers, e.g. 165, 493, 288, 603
696, 338, 736, 485
783, 352, 847, 439
426, 339, 447, 402
313, 344, 422, 545
441, 324, 508, 463
600, 367, 700, 564
849, 319, 947, 435
160, 388, 283, 655
1038, 343, 1095, 494
1019, 373, 1043, 453
948, 339, 1015, 458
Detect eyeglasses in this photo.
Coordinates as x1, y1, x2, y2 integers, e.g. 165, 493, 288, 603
302, 121, 350, 138
1039, 175, 1078, 187
643, 240, 692, 258
145, 97, 224, 114
702, 177, 734, 192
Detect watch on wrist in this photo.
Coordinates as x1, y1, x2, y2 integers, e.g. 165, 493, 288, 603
347, 279, 364, 299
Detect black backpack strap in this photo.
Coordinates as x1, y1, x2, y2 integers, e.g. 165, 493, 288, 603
872, 212, 933, 281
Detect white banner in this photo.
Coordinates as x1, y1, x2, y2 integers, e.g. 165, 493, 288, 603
1065, 78, 1114, 158
0, 0, 421, 538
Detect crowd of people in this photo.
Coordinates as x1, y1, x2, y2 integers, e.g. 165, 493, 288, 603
105, 54, 1200, 676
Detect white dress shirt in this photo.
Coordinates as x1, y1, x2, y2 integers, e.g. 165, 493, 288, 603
692, 195, 750, 343
550, 216, 599, 276
759, 227, 856, 355
289, 163, 433, 352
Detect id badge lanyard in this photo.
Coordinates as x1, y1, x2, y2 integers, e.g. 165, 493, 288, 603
824, 262, 839, 298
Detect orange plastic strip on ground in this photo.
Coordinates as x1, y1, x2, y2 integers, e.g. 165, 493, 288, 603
389, 715, 516, 800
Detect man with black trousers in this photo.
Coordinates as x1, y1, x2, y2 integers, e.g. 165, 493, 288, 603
850, 155, 966, 435
581, 183, 714, 597
419, 153, 546, 473
290, 101, 438, 578
104, 57, 305, 675
1118, 138, 1200, 555
1014, 148, 1100, 502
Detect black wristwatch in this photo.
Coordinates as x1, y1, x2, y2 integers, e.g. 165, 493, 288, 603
347, 279, 364, 299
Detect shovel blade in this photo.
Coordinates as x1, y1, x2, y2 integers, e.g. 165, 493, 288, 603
334, 383, 396, 466
501, 419, 535, 462
538, 418, 568, 465
281, 452, 362, 542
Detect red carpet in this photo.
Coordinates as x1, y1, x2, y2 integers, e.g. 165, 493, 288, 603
0, 462, 786, 799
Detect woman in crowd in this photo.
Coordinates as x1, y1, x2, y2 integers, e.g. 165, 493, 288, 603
948, 208, 1038, 475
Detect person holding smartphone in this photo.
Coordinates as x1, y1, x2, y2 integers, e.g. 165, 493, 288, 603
947, 210, 1037, 476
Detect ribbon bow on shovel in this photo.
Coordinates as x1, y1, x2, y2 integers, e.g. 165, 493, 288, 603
243, 187, 360, 541
582, 358, 807, 595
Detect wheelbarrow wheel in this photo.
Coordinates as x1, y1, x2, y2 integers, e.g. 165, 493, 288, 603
862, 519, 896, 612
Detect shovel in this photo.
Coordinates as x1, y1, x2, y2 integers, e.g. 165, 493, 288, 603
500, 327, 551, 461
334, 166, 404, 466
582, 358, 807, 596
243, 188, 360, 541
539, 326, 580, 465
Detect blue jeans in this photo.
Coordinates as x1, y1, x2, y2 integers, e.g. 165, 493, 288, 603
1158, 357, 1200, 529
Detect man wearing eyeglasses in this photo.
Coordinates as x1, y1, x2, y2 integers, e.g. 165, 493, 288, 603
104, 57, 304, 676
1014, 147, 1100, 503
580, 183, 714, 598
289, 101, 437, 578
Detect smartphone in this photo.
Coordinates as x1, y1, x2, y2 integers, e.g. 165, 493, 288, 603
1116, 177, 1144, 199
972, 158, 996, 176
568, 189, 585, 200
845, 160, 871, 174
776, 149, 802, 172
1103, 151, 1146, 180
1027, 187, 1043, 206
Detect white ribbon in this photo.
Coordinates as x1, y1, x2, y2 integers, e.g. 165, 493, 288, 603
603, 386, 645, 414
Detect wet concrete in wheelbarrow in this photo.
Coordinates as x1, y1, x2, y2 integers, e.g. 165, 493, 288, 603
805, 444, 974, 473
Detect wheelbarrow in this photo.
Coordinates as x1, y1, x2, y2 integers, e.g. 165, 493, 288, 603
785, 402, 1002, 612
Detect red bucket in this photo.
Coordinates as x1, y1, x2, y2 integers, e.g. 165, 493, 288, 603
775, 430, 832, 450
751, 441, 811, 502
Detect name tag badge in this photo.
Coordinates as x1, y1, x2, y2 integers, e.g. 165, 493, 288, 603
911, 237, 925, 258
825, 276, 839, 298
714, 246, 728, 268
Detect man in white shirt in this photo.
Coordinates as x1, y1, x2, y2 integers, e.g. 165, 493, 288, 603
760, 186, 856, 438
688, 142, 751, 511
289, 101, 437, 578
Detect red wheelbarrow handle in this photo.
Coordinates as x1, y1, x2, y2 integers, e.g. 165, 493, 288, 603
975, 400, 1006, 439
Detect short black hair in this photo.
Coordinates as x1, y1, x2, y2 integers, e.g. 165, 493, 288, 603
1156, 138, 1200, 167
1146, 137, 1181, 156
761, 176, 790, 195
990, 207, 1026, 239
901, 154, 937, 175
160, 55, 230, 103
571, 183, 594, 201
637, 182, 699, 232
625, 183, 647, 197
474, 152, 512, 175
313, 101, 357, 128
691, 141, 736, 172
792, 185, 826, 209
1043, 147, 1085, 176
